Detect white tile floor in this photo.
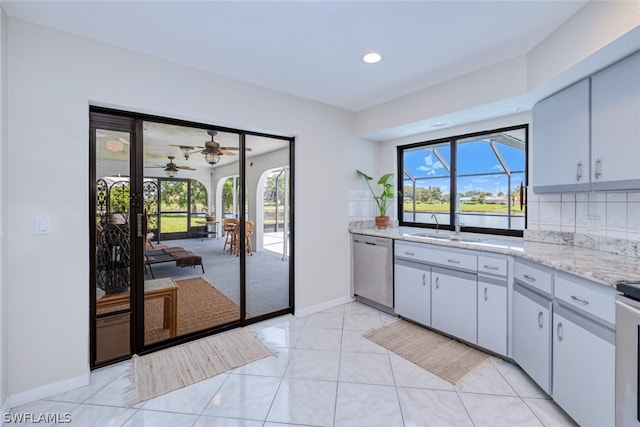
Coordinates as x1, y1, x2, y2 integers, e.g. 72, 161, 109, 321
11, 302, 578, 426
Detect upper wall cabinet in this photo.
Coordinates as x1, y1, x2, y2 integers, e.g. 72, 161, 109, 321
591, 50, 640, 191
533, 50, 640, 193
532, 79, 591, 193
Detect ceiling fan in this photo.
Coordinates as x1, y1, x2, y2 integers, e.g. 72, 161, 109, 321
198, 130, 253, 165
145, 156, 196, 178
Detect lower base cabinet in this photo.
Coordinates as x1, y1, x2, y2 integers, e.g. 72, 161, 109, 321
477, 281, 507, 356
394, 260, 431, 326
431, 266, 477, 344
512, 283, 552, 394
552, 308, 615, 427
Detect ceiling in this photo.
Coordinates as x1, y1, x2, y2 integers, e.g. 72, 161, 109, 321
97, 121, 289, 175
2, 1, 588, 112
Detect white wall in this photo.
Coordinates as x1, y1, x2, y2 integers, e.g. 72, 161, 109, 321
0, 5, 8, 413
5, 18, 375, 400
357, 0, 640, 141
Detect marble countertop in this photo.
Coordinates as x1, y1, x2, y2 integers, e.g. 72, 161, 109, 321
351, 227, 640, 289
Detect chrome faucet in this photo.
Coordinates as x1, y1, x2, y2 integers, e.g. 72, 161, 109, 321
431, 213, 439, 232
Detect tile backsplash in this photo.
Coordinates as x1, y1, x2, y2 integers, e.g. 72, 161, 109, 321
528, 190, 640, 242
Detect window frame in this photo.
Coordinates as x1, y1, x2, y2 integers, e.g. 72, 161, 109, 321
397, 124, 528, 237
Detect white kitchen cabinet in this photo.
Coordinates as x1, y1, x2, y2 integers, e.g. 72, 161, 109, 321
431, 266, 477, 344
394, 259, 431, 326
591, 50, 640, 191
552, 274, 615, 427
477, 280, 507, 356
512, 261, 553, 394
532, 78, 591, 193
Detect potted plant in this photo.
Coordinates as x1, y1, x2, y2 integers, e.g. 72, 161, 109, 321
356, 169, 394, 229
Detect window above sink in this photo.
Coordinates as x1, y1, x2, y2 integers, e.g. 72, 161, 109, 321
398, 124, 527, 238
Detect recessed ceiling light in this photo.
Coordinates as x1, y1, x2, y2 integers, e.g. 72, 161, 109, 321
363, 52, 382, 64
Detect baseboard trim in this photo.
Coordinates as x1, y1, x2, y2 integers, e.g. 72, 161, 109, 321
295, 295, 354, 318
7, 372, 90, 409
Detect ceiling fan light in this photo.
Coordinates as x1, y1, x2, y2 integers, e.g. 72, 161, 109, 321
166, 168, 176, 178
105, 139, 125, 152
205, 152, 220, 165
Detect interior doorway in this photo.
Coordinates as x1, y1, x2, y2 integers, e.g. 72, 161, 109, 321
90, 108, 294, 368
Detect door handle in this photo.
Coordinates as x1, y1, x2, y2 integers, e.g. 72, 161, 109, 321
557, 322, 564, 341
422, 273, 426, 286
576, 161, 583, 181
594, 157, 602, 179
484, 287, 488, 301
137, 213, 144, 237
538, 311, 543, 328
435, 276, 439, 289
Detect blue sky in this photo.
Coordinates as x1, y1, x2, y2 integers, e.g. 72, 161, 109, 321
403, 140, 525, 196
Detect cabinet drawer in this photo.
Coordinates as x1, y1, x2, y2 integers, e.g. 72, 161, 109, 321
395, 242, 476, 272
554, 274, 616, 325
478, 256, 507, 277
514, 260, 552, 296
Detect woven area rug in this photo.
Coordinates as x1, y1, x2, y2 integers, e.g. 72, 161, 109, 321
144, 277, 241, 344
127, 328, 272, 405
364, 320, 490, 384
97, 277, 241, 344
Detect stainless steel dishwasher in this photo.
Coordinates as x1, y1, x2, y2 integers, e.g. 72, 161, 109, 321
352, 234, 393, 313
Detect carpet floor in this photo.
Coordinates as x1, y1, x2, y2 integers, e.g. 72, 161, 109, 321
364, 320, 490, 384
144, 277, 241, 344
97, 277, 241, 345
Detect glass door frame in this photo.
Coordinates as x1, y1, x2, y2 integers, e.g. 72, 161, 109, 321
90, 106, 295, 367
89, 111, 145, 368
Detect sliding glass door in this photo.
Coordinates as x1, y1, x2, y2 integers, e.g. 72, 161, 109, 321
90, 108, 294, 368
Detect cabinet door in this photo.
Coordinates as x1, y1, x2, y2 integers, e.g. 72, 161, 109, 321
512, 286, 552, 394
553, 312, 615, 427
477, 281, 507, 356
394, 262, 430, 326
591, 51, 640, 190
431, 268, 477, 344
532, 79, 590, 193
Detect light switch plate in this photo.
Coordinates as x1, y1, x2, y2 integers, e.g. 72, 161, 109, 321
35, 216, 50, 235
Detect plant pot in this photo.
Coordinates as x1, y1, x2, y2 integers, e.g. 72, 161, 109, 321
375, 216, 390, 229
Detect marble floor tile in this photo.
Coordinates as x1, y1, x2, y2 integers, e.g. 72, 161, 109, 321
266, 378, 337, 426
38, 301, 583, 427
524, 397, 578, 426
493, 359, 550, 399
141, 373, 228, 414
455, 359, 517, 396
52, 403, 137, 427
257, 325, 303, 349
193, 415, 264, 427
233, 348, 291, 377
84, 370, 142, 408
397, 387, 473, 427
334, 382, 403, 427
388, 353, 455, 391
459, 393, 544, 427
284, 348, 340, 381
122, 409, 199, 427
45, 360, 129, 404
295, 327, 342, 351
6, 400, 79, 427
343, 301, 382, 315
341, 329, 388, 354
338, 352, 394, 386
303, 311, 344, 329
201, 374, 281, 420
343, 312, 383, 330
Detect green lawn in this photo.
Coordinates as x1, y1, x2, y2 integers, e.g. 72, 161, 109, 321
403, 202, 524, 214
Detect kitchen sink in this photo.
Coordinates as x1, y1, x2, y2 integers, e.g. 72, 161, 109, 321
410, 231, 485, 243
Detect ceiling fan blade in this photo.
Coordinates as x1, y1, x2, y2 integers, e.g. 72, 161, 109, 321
221, 150, 237, 156
219, 146, 239, 151
176, 166, 196, 170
